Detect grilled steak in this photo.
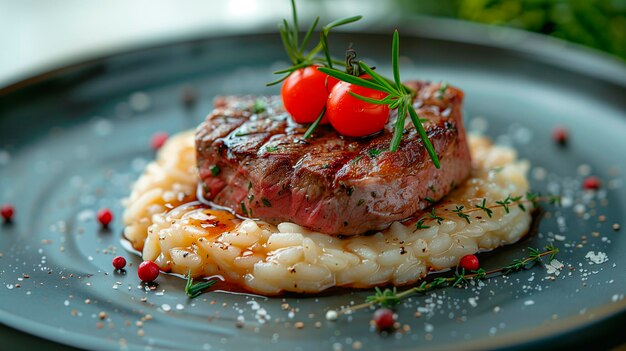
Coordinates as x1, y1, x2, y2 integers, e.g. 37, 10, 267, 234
196, 81, 471, 235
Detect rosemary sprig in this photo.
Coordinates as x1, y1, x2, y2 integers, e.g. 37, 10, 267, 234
318, 31, 441, 168
267, 0, 361, 86
185, 272, 218, 299
334, 245, 559, 315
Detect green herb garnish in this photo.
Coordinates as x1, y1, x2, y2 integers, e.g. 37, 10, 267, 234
253, 99, 266, 114
412, 193, 560, 231
437, 81, 448, 100
210, 165, 221, 176
332, 245, 559, 315
318, 31, 440, 167
368, 148, 383, 158
267, 0, 361, 86
185, 272, 218, 299
415, 218, 430, 230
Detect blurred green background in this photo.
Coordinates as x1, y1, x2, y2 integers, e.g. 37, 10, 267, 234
397, 0, 626, 60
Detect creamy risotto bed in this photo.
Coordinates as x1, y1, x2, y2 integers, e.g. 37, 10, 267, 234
123, 131, 531, 295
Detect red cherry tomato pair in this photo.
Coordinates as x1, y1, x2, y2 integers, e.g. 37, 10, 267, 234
281, 66, 389, 137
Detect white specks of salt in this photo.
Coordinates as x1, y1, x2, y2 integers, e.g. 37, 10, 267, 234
532, 167, 547, 181
247, 300, 270, 323
556, 216, 567, 233
545, 259, 564, 276
560, 196, 573, 208
175, 304, 184, 311
161, 304, 171, 312
77, 209, 94, 222
585, 251, 608, 264
573, 203, 586, 215
325, 310, 338, 321
64, 300, 70, 306
612, 294, 624, 302
493, 306, 501, 313
129, 92, 152, 112
424, 323, 434, 333
554, 234, 566, 241
523, 300, 535, 306
6, 284, 14, 290
468, 297, 478, 307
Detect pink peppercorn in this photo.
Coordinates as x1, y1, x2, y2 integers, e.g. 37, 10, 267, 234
582, 176, 601, 190
552, 126, 568, 146
138, 260, 160, 282
372, 308, 395, 331
459, 254, 480, 271
97, 208, 113, 227
151, 132, 169, 150
1, 204, 14, 222
112, 256, 126, 270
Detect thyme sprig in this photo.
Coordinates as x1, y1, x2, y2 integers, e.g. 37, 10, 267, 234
318, 31, 441, 167
414, 192, 561, 231
267, 0, 361, 86
185, 272, 218, 299
334, 245, 559, 315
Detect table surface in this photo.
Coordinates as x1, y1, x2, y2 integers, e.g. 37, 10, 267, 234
0, 0, 385, 88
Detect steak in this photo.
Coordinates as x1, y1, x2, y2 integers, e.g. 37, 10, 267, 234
196, 81, 471, 235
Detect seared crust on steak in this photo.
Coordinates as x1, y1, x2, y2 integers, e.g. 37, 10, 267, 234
196, 81, 471, 235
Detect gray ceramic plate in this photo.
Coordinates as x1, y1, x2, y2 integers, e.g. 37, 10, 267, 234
1, 17, 625, 351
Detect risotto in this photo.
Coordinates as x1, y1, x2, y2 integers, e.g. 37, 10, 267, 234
123, 131, 531, 295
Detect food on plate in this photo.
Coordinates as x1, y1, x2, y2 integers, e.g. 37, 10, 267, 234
196, 80, 470, 235
124, 126, 531, 294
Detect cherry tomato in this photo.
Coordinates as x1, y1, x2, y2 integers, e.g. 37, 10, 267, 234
326, 78, 389, 137
281, 66, 338, 124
